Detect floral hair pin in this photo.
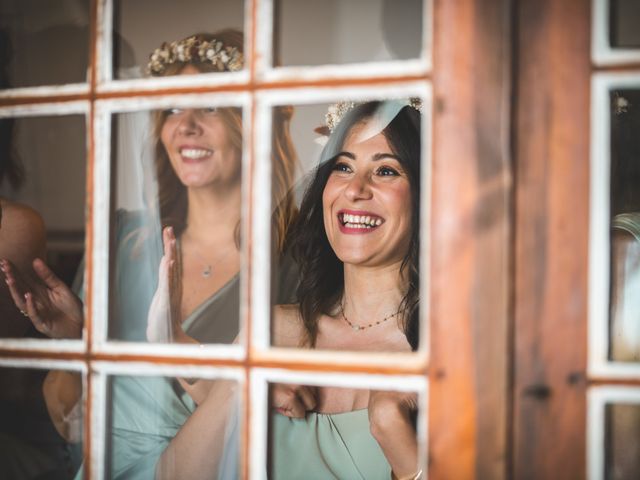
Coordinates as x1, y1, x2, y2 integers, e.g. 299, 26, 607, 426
323, 98, 423, 134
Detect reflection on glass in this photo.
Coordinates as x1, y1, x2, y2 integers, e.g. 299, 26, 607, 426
609, 90, 640, 362
113, 0, 244, 79
0, 367, 83, 479
271, 99, 422, 354
269, 382, 420, 479
0, 0, 90, 88
106, 374, 239, 479
109, 105, 246, 343
276, 0, 423, 67
605, 403, 640, 480
0, 115, 86, 339
609, 0, 640, 49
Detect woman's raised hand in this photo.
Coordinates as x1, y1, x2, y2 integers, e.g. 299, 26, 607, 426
271, 383, 318, 418
147, 226, 191, 343
0, 258, 83, 339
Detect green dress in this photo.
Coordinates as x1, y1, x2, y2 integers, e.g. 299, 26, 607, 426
75, 211, 298, 479
270, 409, 391, 479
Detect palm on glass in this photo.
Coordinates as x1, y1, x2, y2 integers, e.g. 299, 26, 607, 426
0, 258, 83, 339
146, 226, 192, 344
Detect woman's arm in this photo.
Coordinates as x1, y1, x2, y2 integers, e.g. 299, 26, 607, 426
42, 370, 83, 442
155, 378, 238, 480
368, 390, 420, 479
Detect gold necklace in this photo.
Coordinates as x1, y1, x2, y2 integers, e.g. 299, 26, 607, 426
340, 302, 400, 331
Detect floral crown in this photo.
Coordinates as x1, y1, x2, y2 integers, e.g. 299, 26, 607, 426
147, 35, 244, 76
324, 98, 423, 133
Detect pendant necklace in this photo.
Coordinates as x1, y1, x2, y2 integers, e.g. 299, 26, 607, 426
340, 302, 400, 331
180, 238, 237, 279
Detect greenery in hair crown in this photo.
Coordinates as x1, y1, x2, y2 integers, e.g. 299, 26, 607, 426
147, 35, 244, 75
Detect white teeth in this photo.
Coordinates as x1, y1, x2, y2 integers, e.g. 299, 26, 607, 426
181, 148, 212, 159
341, 213, 383, 228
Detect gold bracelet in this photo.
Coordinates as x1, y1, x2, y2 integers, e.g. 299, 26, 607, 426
391, 469, 423, 480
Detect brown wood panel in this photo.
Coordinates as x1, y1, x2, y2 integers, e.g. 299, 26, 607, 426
513, 0, 590, 478
430, 0, 512, 478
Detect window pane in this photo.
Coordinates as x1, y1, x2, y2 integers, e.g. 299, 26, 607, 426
0, 114, 86, 340
106, 374, 240, 479
610, 0, 640, 48
268, 381, 423, 479
605, 403, 640, 480
0, 0, 90, 88
276, 0, 424, 67
0, 366, 84, 479
609, 90, 640, 362
109, 107, 244, 344
113, 0, 245, 80
270, 99, 423, 353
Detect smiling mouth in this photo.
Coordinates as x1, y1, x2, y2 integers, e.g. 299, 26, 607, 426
180, 148, 213, 159
339, 212, 383, 229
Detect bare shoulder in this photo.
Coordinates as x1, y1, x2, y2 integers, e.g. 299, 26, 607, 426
0, 199, 46, 263
271, 304, 307, 348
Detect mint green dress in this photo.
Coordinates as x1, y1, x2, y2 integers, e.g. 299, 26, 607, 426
270, 409, 391, 479
74, 211, 298, 479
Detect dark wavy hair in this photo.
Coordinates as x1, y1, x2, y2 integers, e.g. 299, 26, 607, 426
151, 29, 298, 252
292, 101, 421, 350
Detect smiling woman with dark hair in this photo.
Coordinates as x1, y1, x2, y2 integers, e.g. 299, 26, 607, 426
270, 100, 422, 480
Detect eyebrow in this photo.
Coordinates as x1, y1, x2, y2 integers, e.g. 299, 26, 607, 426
335, 151, 401, 162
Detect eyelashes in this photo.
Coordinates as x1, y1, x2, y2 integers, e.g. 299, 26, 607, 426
331, 162, 401, 177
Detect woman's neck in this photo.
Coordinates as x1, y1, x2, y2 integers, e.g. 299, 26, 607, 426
341, 262, 407, 322
184, 184, 241, 245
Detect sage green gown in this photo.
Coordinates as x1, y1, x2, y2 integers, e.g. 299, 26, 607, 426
270, 409, 391, 479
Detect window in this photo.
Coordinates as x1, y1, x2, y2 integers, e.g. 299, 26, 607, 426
589, 2, 640, 479
0, 1, 433, 478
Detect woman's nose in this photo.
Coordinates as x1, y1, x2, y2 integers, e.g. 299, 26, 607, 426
178, 109, 203, 135
344, 173, 373, 201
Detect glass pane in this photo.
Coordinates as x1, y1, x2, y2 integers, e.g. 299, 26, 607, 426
109, 106, 244, 343
270, 99, 423, 353
0, 366, 84, 479
605, 403, 640, 480
0, 0, 90, 88
106, 374, 240, 479
113, 0, 245, 80
610, 0, 640, 48
276, 0, 424, 67
0, 115, 86, 340
609, 90, 640, 362
268, 381, 422, 479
